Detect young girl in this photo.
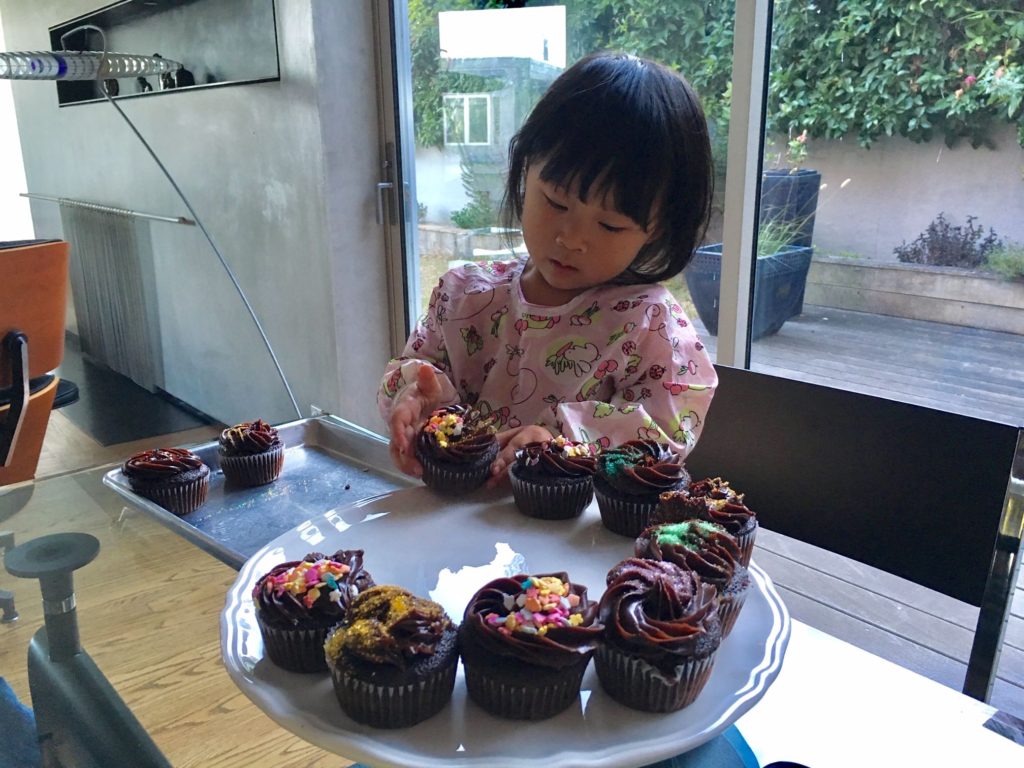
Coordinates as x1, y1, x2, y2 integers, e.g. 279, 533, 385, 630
380, 52, 717, 484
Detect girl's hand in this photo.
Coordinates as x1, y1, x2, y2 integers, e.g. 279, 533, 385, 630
388, 365, 444, 477
486, 424, 554, 488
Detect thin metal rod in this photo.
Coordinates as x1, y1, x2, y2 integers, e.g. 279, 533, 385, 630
99, 84, 303, 420
20, 193, 194, 225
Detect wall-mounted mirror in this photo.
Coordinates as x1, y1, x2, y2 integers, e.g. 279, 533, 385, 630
50, 0, 279, 106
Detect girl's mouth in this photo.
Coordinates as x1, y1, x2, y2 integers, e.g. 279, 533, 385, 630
550, 258, 577, 272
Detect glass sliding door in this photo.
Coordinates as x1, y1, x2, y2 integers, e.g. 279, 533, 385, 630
393, 0, 739, 334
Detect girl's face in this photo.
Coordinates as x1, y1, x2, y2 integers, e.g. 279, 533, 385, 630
519, 163, 655, 306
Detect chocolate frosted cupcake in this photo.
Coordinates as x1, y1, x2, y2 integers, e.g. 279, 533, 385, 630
596, 558, 721, 712
509, 436, 598, 519
122, 447, 210, 516
324, 585, 458, 728
657, 477, 758, 566
415, 405, 498, 494
218, 419, 284, 487
635, 520, 750, 638
460, 572, 603, 720
252, 549, 374, 673
593, 440, 690, 537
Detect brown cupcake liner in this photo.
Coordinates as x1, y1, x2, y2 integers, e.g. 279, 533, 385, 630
734, 523, 757, 568
595, 645, 716, 712
594, 487, 658, 537
140, 474, 209, 516
419, 459, 492, 495
509, 471, 593, 520
462, 660, 589, 720
718, 584, 749, 639
220, 445, 284, 487
329, 655, 457, 728
256, 619, 330, 673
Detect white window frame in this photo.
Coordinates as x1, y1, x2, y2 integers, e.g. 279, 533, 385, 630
442, 93, 493, 146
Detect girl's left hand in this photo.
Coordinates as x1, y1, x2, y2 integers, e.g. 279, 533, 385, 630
486, 425, 553, 488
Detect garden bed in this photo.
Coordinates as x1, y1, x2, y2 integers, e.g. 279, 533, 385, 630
805, 256, 1024, 335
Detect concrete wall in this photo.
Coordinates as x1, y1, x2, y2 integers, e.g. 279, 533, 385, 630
1, 0, 391, 433
801, 124, 1024, 262
0, 8, 33, 242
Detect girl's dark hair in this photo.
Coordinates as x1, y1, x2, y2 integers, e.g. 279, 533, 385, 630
502, 52, 713, 285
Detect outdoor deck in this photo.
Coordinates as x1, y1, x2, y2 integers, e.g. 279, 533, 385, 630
697, 303, 1024, 426
695, 304, 1024, 720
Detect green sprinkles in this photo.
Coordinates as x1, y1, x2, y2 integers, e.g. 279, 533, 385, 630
655, 520, 726, 550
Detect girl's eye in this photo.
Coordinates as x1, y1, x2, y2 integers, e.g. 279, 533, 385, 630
600, 222, 627, 233
543, 194, 567, 211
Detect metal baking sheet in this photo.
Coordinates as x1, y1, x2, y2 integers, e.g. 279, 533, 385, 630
102, 415, 415, 570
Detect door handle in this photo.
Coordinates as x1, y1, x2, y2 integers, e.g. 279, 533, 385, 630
376, 181, 395, 224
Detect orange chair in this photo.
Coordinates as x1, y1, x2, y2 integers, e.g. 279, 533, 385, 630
0, 240, 70, 486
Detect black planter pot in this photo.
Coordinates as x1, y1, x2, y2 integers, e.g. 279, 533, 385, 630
760, 169, 821, 247
684, 244, 813, 340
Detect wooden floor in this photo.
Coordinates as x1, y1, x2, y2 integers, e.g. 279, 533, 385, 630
26, 304, 1024, 728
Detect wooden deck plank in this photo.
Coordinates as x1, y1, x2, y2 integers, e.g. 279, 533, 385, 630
753, 531, 1024, 718
693, 305, 1024, 425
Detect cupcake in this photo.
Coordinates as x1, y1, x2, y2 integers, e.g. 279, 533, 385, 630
122, 447, 210, 516
508, 436, 598, 519
252, 549, 374, 673
593, 440, 690, 537
656, 477, 758, 566
460, 572, 603, 720
218, 419, 284, 487
596, 558, 721, 712
635, 520, 751, 638
324, 585, 458, 728
415, 405, 498, 494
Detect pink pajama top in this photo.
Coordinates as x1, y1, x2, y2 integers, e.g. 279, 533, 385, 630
378, 259, 717, 457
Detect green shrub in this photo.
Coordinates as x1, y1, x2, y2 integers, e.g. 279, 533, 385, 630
894, 213, 1001, 269
986, 242, 1024, 280
450, 191, 496, 230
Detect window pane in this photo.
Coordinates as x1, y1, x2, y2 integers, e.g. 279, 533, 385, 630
746, 2, 1024, 424
442, 96, 465, 144
467, 96, 489, 144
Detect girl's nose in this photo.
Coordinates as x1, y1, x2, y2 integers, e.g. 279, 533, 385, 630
555, 219, 587, 253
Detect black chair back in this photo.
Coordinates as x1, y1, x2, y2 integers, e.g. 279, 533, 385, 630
687, 365, 1024, 700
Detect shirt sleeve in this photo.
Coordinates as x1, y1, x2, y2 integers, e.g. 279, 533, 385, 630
554, 300, 717, 458
377, 279, 459, 422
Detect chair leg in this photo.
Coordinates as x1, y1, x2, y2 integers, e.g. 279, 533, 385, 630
0, 331, 29, 467
964, 429, 1024, 701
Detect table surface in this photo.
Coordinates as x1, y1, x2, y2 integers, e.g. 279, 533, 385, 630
2, 464, 1021, 767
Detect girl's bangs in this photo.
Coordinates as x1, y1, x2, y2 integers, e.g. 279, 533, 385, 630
535, 133, 663, 229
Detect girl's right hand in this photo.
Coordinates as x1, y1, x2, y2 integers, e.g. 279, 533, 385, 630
388, 364, 443, 477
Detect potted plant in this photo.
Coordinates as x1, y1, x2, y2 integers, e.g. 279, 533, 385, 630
685, 219, 814, 340
761, 129, 821, 247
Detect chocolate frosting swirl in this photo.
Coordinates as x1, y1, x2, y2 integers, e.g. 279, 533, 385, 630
252, 549, 375, 629
600, 558, 721, 669
219, 419, 281, 456
123, 448, 205, 480
635, 520, 741, 590
686, 477, 757, 536
597, 440, 688, 496
324, 585, 452, 668
513, 437, 598, 480
461, 572, 602, 669
416, 405, 497, 465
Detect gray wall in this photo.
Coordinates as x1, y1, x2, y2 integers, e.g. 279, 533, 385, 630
797, 124, 1024, 262
2, 0, 392, 433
